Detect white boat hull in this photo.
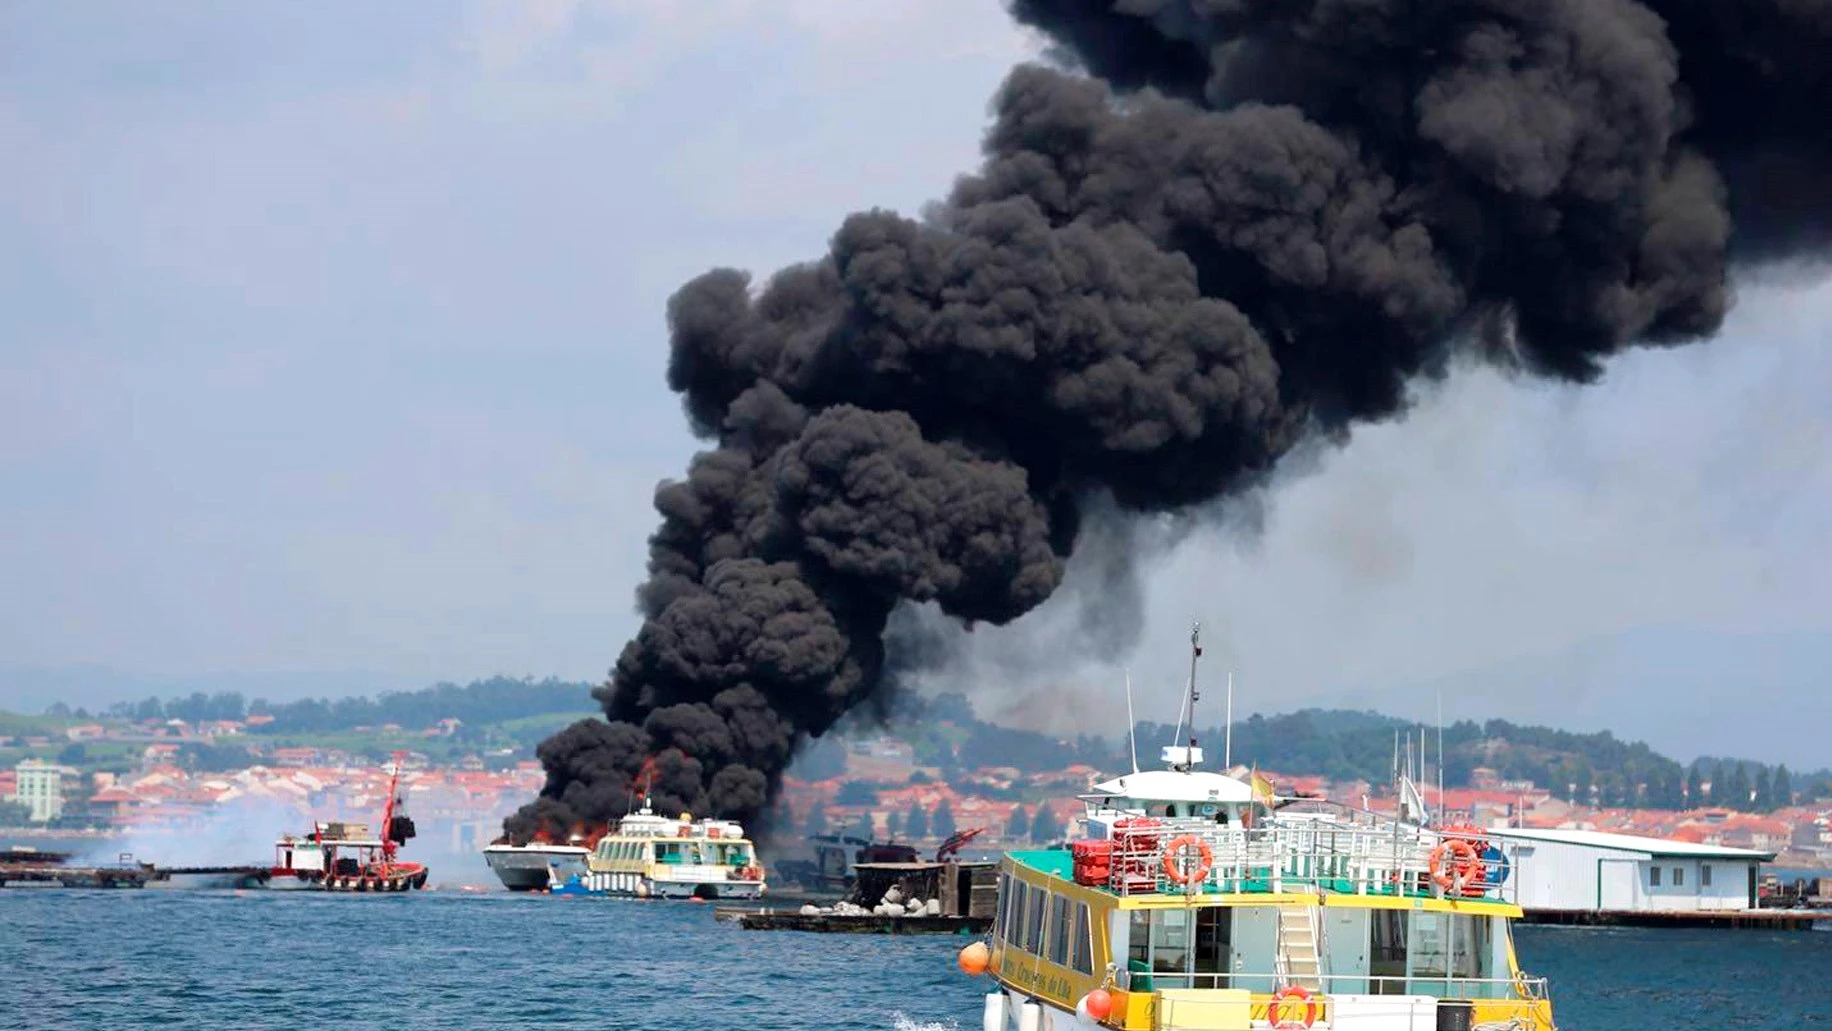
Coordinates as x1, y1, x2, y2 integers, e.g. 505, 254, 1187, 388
559, 869, 766, 900
482, 845, 589, 892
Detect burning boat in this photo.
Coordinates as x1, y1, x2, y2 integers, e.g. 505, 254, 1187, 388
482, 837, 591, 892
549, 795, 766, 900
269, 752, 429, 892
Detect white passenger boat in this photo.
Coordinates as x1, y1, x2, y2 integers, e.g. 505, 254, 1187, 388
551, 797, 766, 900
482, 841, 590, 892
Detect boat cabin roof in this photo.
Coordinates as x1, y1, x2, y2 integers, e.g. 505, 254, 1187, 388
1085, 769, 1253, 806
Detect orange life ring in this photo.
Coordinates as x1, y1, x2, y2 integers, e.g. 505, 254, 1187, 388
1269, 985, 1319, 1029
1161, 835, 1213, 887
1429, 838, 1485, 895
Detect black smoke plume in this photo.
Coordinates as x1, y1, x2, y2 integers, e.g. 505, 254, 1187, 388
505, 0, 1832, 839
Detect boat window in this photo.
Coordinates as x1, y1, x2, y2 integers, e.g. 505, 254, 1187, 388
1649, 865, 1661, 887
1024, 884, 1047, 953
1071, 904, 1092, 975
1673, 867, 1685, 887
1017, 883, 1036, 951
1410, 912, 1450, 983
1127, 910, 1151, 974
1449, 915, 1491, 981
1702, 865, 1713, 887
1369, 910, 1408, 994
1004, 883, 1025, 949
1003, 871, 1018, 944
1048, 894, 1073, 966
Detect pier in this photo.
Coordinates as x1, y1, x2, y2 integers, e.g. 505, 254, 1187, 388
1, 849, 271, 890
1521, 907, 1832, 931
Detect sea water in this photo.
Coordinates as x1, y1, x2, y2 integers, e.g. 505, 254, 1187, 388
2, 891, 1827, 1030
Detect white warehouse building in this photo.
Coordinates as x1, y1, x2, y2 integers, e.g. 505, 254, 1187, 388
1485, 827, 1773, 914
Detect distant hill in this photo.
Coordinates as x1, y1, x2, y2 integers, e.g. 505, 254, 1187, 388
811, 692, 1832, 813
95, 675, 598, 735
1347, 625, 1832, 771
0, 664, 426, 715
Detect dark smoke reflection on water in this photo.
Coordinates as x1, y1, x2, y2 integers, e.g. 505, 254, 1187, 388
505, 0, 1832, 841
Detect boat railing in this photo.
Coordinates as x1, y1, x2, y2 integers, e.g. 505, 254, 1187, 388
1120, 970, 1550, 1001
1103, 818, 1504, 899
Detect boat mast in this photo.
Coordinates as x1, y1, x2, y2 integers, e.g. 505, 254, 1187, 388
1224, 671, 1234, 771
1180, 623, 1201, 771
1124, 669, 1141, 775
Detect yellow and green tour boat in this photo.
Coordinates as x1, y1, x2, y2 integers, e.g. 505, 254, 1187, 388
958, 628, 1557, 1031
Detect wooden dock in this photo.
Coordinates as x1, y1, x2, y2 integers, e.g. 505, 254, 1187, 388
1, 861, 272, 889
1521, 907, 1832, 931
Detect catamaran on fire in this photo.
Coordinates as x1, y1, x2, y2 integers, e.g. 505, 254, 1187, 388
958, 627, 1557, 1031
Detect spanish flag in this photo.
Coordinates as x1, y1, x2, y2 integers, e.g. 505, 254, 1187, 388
1251, 767, 1276, 809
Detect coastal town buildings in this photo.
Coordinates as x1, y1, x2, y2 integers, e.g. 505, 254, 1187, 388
7, 759, 74, 822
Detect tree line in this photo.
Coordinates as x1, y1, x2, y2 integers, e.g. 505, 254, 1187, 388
91, 677, 597, 735
820, 694, 1830, 813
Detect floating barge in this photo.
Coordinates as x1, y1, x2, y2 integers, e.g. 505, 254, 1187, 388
1, 850, 270, 889
729, 859, 998, 934
733, 910, 990, 933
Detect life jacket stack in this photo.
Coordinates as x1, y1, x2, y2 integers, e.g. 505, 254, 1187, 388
1070, 839, 1113, 886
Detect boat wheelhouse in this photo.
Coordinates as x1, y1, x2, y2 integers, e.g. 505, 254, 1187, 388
964, 630, 1557, 1031
554, 798, 766, 900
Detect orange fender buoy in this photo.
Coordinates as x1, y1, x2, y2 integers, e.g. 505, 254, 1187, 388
958, 940, 991, 976
1080, 988, 1113, 1021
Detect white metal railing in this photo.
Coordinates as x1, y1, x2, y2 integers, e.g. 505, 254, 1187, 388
1101, 817, 1505, 900
1119, 970, 1551, 1002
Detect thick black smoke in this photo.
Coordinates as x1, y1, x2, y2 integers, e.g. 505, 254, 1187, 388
506, 0, 1832, 839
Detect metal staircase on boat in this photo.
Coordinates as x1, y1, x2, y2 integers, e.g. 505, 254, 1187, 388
1276, 905, 1323, 992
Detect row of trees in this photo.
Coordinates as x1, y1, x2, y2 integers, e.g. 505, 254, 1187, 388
844, 698, 1832, 813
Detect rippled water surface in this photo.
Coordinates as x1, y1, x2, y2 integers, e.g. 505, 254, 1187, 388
3, 891, 1828, 1030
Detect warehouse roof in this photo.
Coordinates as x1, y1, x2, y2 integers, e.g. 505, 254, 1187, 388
1486, 826, 1775, 860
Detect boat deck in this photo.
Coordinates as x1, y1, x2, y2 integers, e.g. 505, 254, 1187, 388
1013, 813, 1515, 904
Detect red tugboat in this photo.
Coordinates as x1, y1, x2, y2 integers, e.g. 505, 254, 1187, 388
270, 751, 429, 892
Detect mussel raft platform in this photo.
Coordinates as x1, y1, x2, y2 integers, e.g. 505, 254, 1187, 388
725, 859, 999, 934
725, 910, 992, 934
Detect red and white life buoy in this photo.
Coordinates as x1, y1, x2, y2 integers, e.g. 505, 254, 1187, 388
1428, 838, 1485, 896
1269, 985, 1320, 1029
1161, 835, 1213, 887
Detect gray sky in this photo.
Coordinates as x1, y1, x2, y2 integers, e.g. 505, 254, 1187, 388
3, 2, 1828, 766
